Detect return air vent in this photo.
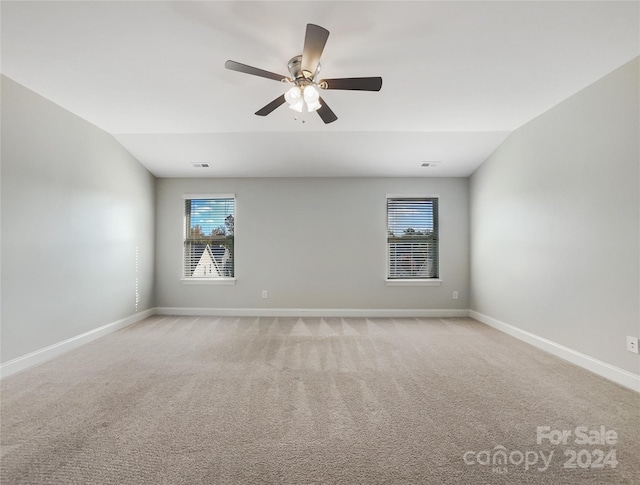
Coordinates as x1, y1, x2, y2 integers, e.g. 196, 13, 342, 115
421, 161, 442, 167
191, 163, 210, 168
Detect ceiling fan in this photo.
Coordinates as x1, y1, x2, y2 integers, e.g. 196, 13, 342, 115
225, 23, 383, 124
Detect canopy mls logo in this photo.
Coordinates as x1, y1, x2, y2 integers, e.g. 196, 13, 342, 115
463, 446, 554, 474
463, 425, 619, 475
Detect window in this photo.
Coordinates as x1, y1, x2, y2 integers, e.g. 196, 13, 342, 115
387, 197, 439, 281
183, 195, 235, 281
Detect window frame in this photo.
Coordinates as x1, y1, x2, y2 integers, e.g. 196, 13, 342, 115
385, 195, 441, 286
181, 194, 236, 285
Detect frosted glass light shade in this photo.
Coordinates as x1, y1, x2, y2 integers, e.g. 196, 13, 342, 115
285, 86, 301, 104
306, 100, 321, 112
288, 99, 304, 112
285, 86, 304, 112
303, 85, 321, 112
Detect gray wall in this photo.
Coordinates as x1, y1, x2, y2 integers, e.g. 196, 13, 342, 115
1, 76, 156, 363
5, 55, 637, 377
470, 58, 640, 374
155, 177, 469, 311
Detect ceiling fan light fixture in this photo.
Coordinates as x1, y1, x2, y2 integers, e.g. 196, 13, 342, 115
285, 86, 301, 103
306, 100, 321, 112
303, 85, 321, 112
289, 99, 304, 112
284, 86, 304, 112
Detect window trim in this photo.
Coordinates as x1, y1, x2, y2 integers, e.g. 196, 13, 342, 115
182, 194, 236, 284
385, 278, 442, 287
385, 194, 440, 286
181, 277, 236, 285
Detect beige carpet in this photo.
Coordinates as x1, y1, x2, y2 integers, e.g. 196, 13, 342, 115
1, 316, 639, 484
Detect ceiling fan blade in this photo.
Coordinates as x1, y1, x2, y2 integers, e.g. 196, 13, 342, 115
255, 95, 286, 116
316, 97, 337, 124
225, 60, 288, 82
301, 24, 330, 77
320, 77, 383, 91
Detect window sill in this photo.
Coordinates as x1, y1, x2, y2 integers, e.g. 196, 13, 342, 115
182, 278, 236, 285
386, 279, 442, 287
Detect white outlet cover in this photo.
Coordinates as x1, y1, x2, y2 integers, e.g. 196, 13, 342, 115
626, 336, 639, 354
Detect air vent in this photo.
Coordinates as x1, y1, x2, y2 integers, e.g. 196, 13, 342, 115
421, 161, 441, 167
191, 163, 210, 168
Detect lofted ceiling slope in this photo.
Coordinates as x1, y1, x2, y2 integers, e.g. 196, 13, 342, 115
1, 1, 638, 177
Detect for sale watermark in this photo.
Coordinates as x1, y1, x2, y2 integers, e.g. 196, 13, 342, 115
462, 425, 618, 475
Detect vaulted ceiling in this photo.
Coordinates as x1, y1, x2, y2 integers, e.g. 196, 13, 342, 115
2, 1, 638, 177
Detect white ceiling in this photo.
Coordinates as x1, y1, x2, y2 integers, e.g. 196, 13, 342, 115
2, 1, 638, 178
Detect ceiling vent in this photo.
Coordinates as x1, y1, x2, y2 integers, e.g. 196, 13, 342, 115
421, 161, 441, 167
191, 163, 210, 168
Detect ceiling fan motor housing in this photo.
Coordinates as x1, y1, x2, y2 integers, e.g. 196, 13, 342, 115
288, 55, 320, 83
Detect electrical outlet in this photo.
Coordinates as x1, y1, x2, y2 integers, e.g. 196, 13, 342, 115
261, 290, 268, 299
452, 291, 459, 300
626, 336, 639, 354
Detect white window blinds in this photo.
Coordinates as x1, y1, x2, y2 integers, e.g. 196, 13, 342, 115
183, 197, 235, 278
387, 197, 439, 279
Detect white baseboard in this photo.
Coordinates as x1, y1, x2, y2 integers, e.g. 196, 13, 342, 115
0, 309, 154, 379
155, 307, 470, 318
469, 310, 640, 393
